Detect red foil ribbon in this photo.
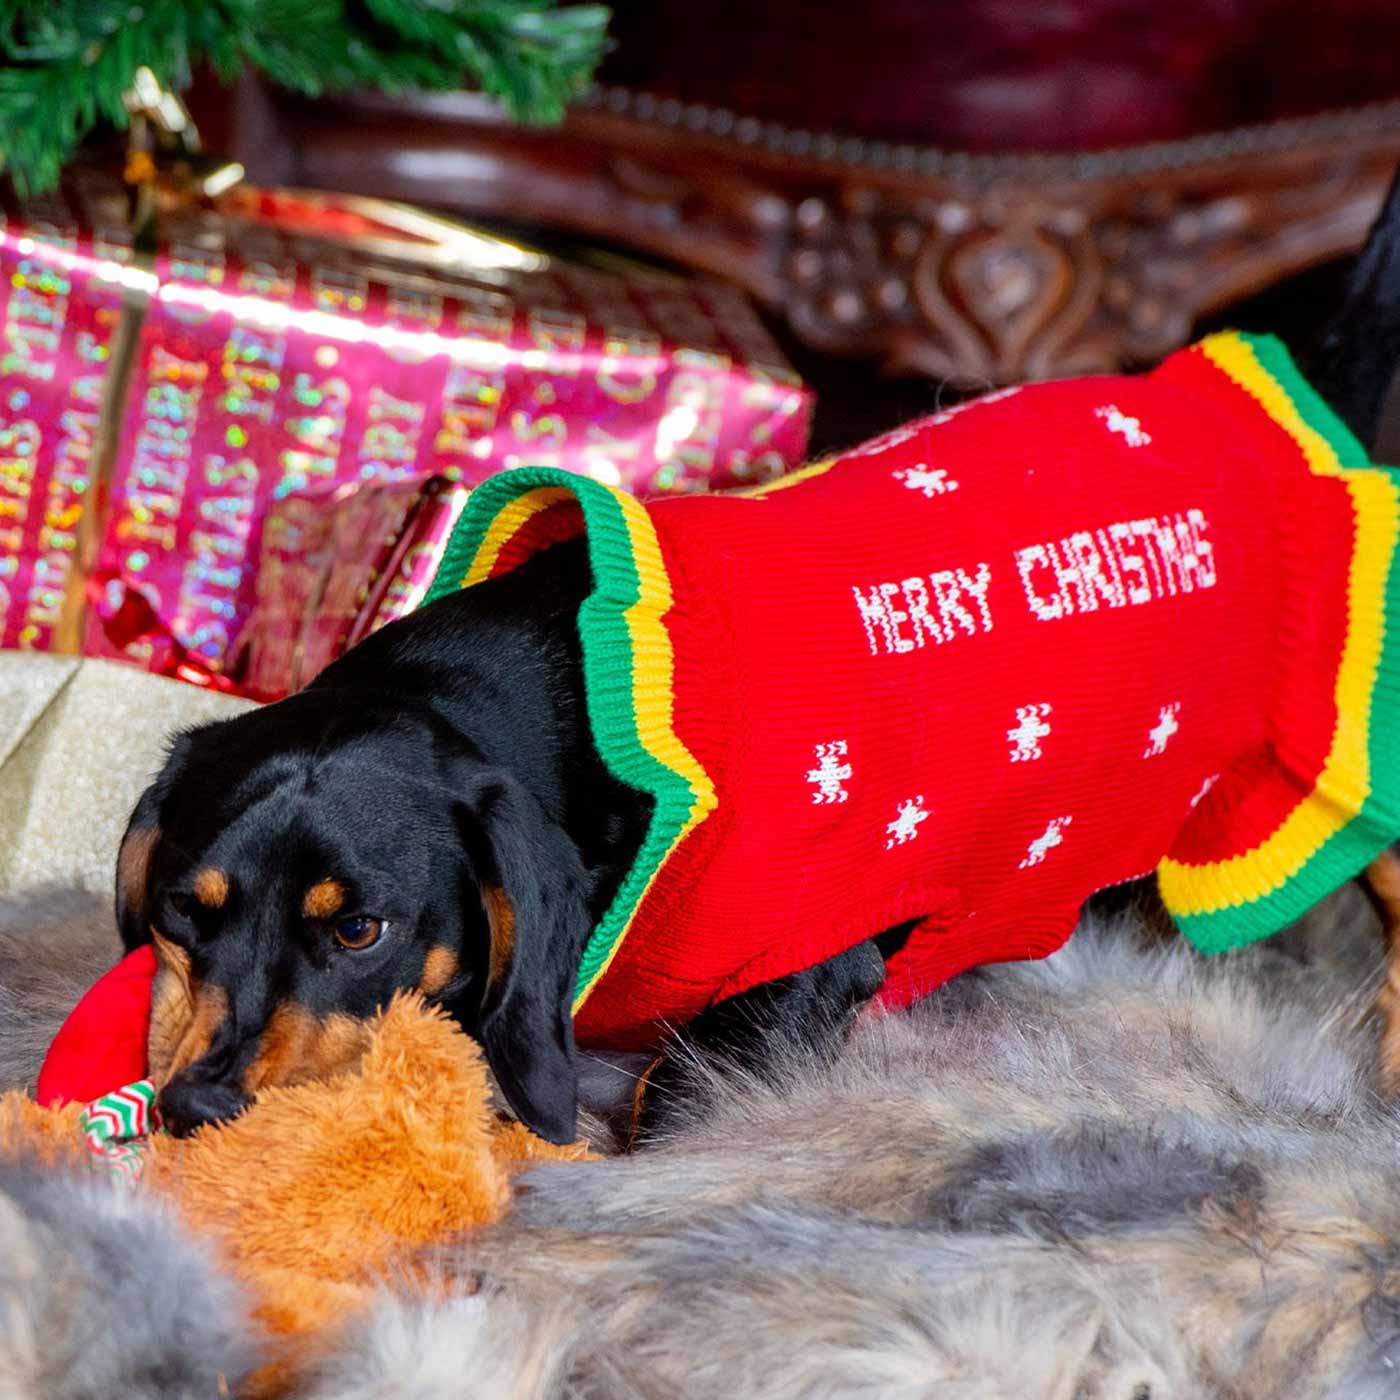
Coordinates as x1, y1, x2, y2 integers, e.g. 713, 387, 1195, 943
87, 567, 243, 692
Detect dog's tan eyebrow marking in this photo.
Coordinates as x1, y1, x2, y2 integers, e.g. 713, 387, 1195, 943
193, 868, 229, 908
302, 879, 346, 919
481, 885, 515, 988
420, 946, 459, 996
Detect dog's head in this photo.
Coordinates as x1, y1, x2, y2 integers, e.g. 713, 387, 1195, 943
117, 690, 592, 1144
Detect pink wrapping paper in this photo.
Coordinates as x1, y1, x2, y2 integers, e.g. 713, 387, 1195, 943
0, 182, 132, 651
86, 208, 812, 676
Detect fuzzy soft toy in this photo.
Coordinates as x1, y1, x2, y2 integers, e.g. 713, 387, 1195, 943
4, 953, 589, 1397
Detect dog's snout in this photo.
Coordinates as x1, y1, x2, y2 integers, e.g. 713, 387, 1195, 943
157, 1074, 251, 1139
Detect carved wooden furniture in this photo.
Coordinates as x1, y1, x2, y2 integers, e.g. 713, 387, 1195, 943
213, 0, 1400, 387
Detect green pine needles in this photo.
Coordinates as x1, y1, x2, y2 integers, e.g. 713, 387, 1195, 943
0, 0, 611, 195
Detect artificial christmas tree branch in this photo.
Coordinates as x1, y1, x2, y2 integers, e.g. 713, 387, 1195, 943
0, 0, 610, 196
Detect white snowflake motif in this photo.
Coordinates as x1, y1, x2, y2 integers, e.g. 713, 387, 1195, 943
1143, 703, 1181, 758
892, 463, 959, 499
885, 795, 930, 849
806, 740, 852, 804
1007, 703, 1053, 762
1095, 403, 1152, 447
1019, 815, 1073, 870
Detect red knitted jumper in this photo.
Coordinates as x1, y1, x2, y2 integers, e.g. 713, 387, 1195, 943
425, 332, 1400, 1051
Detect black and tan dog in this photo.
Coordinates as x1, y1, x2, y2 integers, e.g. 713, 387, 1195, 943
120, 173, 1400, 1146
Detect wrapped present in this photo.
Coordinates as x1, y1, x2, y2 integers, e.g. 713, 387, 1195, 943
0, 175, 813, 686
232, 472, 468, 701
47, 188, 812, 681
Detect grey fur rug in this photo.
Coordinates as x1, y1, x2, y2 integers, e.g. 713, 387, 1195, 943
3, 883, 1398, 1399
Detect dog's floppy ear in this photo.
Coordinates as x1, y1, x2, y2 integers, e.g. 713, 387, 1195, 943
115, 733, 193, 951
116, 784, 164, 951
454, 769, 593, 1145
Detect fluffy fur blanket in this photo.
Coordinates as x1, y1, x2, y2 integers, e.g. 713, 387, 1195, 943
1, 882, 1396, 1399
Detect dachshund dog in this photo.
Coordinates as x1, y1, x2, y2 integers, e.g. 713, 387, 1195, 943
122, 538, 894, 1143
118, 170, 1400, 1146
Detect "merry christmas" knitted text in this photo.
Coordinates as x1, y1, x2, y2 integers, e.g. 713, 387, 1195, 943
1015, 508, 1215, 622
853, 508, 1216, 655
852, 562, 995, 655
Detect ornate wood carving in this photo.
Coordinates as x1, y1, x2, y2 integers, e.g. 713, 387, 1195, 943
231, 82, 1400, 385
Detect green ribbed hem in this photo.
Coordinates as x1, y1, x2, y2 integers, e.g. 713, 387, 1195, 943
424, 468, 704, 1005
1177, 333, 1400, 951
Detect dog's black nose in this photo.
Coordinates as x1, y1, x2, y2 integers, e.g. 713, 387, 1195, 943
157, 1075, 251, 1138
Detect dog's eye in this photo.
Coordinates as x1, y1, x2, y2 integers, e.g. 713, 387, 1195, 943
333, 916, 386, 951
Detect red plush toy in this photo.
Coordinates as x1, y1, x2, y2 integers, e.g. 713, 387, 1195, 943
36, 946, 155, 1107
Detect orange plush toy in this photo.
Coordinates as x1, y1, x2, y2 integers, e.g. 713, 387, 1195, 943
0, 981, 589, 1396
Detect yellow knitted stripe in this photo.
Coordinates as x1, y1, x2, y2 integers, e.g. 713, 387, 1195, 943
731, 457, 835, 497
572, 489, 718, 1009
457, 486, 577, 587
1157, 331, 1399, 917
